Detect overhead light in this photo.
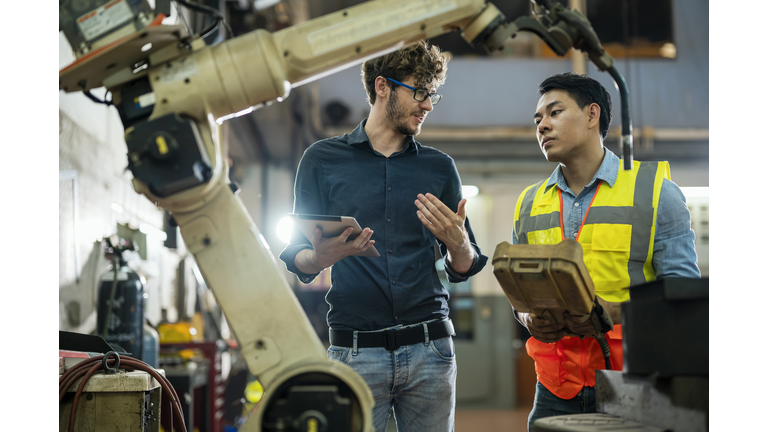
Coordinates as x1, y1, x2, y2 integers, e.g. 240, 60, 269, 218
111, 203, 124, 213
277, 216, 294, 244
462, 185, 479, 198
659, 43, 677, 59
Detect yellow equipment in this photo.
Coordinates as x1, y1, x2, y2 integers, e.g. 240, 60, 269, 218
492, 240, 614, 366
59, 0, 627, 430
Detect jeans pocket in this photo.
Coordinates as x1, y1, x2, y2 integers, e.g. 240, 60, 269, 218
327, 345, 351, 364
429, 336, 455, 361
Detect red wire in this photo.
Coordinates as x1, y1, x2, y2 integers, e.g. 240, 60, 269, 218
59, 355, 187, 432
558, 181, 604, 242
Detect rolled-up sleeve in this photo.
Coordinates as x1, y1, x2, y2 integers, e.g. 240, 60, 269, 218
437, 161, 489, 282
441, 216, 488, 282
278, 150, 322, 284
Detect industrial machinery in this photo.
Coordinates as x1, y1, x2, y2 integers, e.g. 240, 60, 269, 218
59, 1, 633, 430
96, 236, 145, 360
492, 239, 615, 369
531, 278, 709, 432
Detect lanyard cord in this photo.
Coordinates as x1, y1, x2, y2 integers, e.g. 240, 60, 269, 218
558, 181, 603, 242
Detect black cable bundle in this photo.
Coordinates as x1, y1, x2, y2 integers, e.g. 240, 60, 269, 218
59, 352, 187, 432
176, 0, 233, 40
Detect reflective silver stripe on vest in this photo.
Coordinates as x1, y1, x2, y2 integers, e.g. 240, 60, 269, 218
516, 180, 557, 245
583, 162, 658, 286
518, 162, 660, 286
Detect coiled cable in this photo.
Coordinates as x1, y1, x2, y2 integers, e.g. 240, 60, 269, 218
59, 353, 187, 432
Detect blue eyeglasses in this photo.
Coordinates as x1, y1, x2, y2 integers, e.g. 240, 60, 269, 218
385, 78, 442, 105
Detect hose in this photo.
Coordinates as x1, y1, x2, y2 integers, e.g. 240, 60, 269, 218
59, 353, 187, 432
607, 65, 633, 170
594, 333, 612, 370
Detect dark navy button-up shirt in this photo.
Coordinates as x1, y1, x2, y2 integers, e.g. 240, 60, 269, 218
279, 120, 488, 332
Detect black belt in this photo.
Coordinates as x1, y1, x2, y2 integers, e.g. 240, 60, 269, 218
329, 320, 455, 351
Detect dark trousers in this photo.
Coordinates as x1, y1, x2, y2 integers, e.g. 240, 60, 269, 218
528, 381, 596, 431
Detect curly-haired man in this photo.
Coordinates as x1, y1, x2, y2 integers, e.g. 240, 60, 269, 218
280, 40, 488, 432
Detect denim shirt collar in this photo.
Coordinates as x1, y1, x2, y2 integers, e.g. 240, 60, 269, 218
347, 119, 420, 156
545, 148, 620, 195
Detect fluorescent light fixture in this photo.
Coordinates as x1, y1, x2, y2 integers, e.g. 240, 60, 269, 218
139, 223, 168, 241
111, 203, 124, 213
679, 187, 709, 199
277, 216, 294, 244
462, 185, 479, 198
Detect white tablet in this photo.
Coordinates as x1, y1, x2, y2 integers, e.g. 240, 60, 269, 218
288, 214, 380, 257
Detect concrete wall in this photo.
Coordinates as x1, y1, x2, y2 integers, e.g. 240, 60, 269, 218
59, 32, 184, 333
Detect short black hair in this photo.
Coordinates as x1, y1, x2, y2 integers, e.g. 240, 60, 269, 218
537, 73, 612, 140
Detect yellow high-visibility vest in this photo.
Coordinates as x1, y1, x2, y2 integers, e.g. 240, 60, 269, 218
513, 159, 670, 302
514, 159, 671, 399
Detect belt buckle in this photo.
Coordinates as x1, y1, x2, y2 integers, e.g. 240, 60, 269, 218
384, 330, 401, 351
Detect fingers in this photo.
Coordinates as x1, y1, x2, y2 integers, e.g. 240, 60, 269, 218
564, 312, 591, 324
563, 312, 598, 337
310, 227, 323, 246
311, 227, 375, 266
456, 198, 467, 220
414, 193, 455, 224
337, 228, 374, 253
352, 228, 374, 249
525, 315, 566, 344
337, 226, 356, 242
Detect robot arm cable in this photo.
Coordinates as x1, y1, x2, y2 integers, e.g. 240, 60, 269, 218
175, 0, 233, 40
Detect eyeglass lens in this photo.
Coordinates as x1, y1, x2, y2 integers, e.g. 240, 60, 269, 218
414, 89, 441, 105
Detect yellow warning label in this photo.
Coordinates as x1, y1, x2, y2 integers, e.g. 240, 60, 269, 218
156, 136, 169, 155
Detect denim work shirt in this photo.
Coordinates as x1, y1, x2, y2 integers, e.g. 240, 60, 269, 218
512, 148, 701, 279
279, 120, 489, 332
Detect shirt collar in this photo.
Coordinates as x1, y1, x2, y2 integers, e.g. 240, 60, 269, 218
346, 119, 420, 155
545, 148, 620, 193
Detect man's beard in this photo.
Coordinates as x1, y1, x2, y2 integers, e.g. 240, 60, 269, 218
386, 89, 421, 136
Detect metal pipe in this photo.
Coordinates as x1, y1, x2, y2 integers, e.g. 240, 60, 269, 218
607, 65, 633, 169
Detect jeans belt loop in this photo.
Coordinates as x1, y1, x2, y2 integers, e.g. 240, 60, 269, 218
352, 331, 358, 356
423, 323, 430, 346
384, 330, 401, 351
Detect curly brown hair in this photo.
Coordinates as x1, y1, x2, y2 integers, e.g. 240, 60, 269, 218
361, 40, 449, 106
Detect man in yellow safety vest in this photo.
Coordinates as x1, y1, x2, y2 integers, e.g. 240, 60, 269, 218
513, 73, 701, 431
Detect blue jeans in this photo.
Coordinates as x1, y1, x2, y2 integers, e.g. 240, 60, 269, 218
327, 320, 457, 432
528, 382, 596, 432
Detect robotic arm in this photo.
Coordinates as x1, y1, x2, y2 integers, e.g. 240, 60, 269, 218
59, 1, 627, 430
